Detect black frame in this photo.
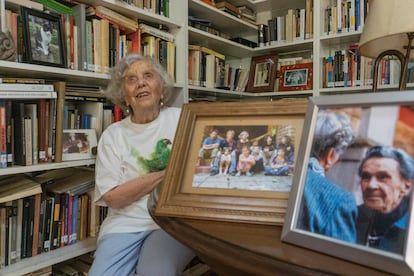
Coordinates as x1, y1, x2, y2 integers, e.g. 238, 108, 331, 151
21, 7, 66, 68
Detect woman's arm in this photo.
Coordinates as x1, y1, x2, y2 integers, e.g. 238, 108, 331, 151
102, 170, 165, 209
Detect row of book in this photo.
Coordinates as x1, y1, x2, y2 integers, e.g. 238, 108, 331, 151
0, 80, 122, 168
258, 0, 313, 47
188, 45, 249, 92
0, 167, 107, 269
1, 1, 176, 79
321, 43, 403, 88
323, 0, 369, 35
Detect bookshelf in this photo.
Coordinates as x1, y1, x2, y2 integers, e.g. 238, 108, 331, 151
186, 0, 388, 100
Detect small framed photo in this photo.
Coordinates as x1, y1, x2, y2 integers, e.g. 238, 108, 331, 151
62, 129, 97, 161
278, 63, 313, 92
21, 7, 66, 68
282, 91, 414, 275
155, 100, 308, 225
246, 54, 278, 93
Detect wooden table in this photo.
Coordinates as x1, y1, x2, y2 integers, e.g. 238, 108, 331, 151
148, 193, 390, 276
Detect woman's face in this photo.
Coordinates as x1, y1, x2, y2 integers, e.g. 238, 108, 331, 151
123, 60, 162, 111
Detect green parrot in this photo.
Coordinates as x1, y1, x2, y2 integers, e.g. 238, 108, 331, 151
132, 138, 172, 173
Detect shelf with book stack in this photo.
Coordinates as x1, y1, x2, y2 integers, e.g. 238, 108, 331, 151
315, 0, 373, 95
187, 0, 317, 99
0, 167, 101, 275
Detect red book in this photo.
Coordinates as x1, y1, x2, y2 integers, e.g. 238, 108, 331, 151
126, 28, 141, 54
113, 105, 122, 122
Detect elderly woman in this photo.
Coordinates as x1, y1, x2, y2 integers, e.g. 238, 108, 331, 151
298, 109, 357, 243
89, 54, 194, 275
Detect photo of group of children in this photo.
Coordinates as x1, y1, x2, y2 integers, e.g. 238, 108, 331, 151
193, 125, 297, 191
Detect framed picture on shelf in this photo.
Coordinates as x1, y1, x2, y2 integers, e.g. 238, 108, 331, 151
154, 100, 308, 225
20, 7, 66, 68
246, 54, 278, 93
62, 129, 97, 161
281, 91, 414, 275
278, 62, 313, 92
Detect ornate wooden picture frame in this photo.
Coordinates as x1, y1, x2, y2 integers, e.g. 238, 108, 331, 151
282, 91, 414, 275
246, 54, 278, 93
278, 62, 313, 92
155, 100, 308, 225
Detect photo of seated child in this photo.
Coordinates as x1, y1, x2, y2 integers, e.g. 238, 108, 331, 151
219, 147, 232, 175
264, 147, 289, 176
250, 140, 264, 173
236, 146, 256, 176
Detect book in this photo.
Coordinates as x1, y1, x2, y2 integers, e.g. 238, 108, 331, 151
24, 103, 38, 165
100, 18, 110, 74
4, 100, 11, 166
24, 116, 33, 166
0, 174, 42, 204
0, 83, 54, 91
0, 207, 5, 267
139, 23, 175, 42
0, 101, 6, 168
31, 193, 41, 256
53, 82, 65, 163
92, 18, 101, 73
36, 167, 95, 196
12, 102, 26, 166
21, 196, 35, 259
72, 3, 87, 71
0, 91, 56, 99
87, 5, 138, 33
0, 77, 45, 84
37, 99, 50, 163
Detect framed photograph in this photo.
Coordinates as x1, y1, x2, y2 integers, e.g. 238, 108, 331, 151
282, 91, 414, 275
62, 129, 97, 161
246, 54, 278, 93
278, 63, 313, 92
155, 100, 308, 225
21, 7, 66, 68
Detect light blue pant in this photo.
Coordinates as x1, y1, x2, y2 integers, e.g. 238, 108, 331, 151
89, 229, 195, 276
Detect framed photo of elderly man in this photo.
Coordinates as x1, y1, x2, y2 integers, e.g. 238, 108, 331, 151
281, 91, 414, 275
21, 7, 66, 68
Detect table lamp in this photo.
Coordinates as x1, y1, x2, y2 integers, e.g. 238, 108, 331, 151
358, 0, 414, 92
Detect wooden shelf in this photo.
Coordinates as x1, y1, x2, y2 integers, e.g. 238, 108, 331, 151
0, 237, 97, 276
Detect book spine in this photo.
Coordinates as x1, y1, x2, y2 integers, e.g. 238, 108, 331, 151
0, 83, 54, 91
5, 100, 12, 166
53, 82, 66, 163
0, 102, 6, 168
24, 117, 32, 166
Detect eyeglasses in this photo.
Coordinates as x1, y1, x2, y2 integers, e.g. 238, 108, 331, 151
124, 72, 155, 86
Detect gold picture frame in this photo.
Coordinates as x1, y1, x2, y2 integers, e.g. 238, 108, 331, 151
155, 100, 308, 225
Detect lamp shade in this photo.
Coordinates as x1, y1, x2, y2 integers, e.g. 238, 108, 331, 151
359, 0, 414, 59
